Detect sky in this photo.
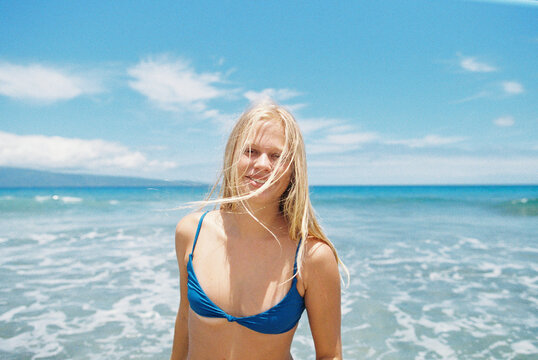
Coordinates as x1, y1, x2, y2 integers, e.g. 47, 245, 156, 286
0, 0, 537, 185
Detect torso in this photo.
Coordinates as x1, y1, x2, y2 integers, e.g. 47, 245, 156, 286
185, 210, 305, 359
188, 313, 295, 359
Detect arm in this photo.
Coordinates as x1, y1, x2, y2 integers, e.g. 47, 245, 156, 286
170, 214, 199, 360
303, 240, 343, 360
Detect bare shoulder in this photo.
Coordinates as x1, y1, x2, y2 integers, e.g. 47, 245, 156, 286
302, 237, 339, 290
304, 237, 338, 267
174, 211, 206, 259
175, 211, 205, 237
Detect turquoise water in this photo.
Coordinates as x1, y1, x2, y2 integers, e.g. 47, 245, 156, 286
0, 186, 537, 359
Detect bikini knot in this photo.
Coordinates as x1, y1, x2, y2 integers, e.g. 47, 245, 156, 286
225, 314, 236, 322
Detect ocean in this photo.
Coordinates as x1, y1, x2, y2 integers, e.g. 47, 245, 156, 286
0, 185, 536, 359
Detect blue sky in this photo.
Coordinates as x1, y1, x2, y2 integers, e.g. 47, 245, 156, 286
0, 0, 536, 185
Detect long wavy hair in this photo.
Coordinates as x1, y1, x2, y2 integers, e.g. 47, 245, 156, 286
198, 100, 348, 281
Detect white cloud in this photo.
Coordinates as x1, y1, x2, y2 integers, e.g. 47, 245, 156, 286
309, 154, 538, 185
502, 81, 524, 94
454, 81, 524, 103
201, 108, 239, 132
307, 130, 379, 154
470, 0, 538, 7
0, 131, 177, 173
307, 131, 465, 155
386, 134, 465, 148
0, 62, 99, 101
493, 116, 515, 127
325, 132, 379, 145
296, 117, 342, 135
284, 103, 308, 112
244, 88, 302, 103
459, 57, 497, 72
306, 144, 351, 155
128, 56, 227, 112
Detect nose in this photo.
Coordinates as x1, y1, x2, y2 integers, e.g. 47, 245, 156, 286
253, 153, 272, 172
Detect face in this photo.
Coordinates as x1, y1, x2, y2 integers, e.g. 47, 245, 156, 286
237, 120, 292, 208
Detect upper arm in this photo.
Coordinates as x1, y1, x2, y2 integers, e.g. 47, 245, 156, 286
170, 212, 202, 359
303, 239, 342, 359
175, 213, 202, 307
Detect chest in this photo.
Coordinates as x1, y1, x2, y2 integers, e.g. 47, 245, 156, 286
190, 232, 298, 317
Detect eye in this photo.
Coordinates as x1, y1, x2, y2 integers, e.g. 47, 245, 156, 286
271, 153, 281, 160
244, 147, 258, 156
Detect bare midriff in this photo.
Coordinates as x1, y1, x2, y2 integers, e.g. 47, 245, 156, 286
187, 310, 296, 360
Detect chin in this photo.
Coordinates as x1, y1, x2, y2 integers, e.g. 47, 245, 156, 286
242, 180, 287, 206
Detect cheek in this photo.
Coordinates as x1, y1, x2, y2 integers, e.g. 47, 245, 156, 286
277, 166, 292, 189
237, 156, 250, 175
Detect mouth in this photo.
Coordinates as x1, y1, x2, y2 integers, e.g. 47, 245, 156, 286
246, 176, 267, 186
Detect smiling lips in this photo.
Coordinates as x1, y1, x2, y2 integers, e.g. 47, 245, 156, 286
246, 175, 268, 187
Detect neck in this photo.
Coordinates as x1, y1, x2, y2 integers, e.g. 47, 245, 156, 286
228, 200, 286, 238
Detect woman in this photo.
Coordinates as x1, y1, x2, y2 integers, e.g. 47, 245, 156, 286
171, 100, 346, 359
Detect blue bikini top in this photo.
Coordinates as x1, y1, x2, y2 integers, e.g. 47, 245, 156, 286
187, 211, 305, 334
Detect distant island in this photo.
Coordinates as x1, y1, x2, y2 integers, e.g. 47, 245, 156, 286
0, 167, 207, 188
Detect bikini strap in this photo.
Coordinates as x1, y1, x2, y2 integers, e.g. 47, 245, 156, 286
292, 238, 302, 275
190, 211, 209, 255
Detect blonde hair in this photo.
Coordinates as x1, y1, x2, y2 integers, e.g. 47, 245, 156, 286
200, 100, 348, 282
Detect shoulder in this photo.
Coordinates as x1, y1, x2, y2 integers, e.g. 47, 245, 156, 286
175, 211, 205, 237
302, 237, 339, 291
304, 237, 338, 267
174, 211, 208, 257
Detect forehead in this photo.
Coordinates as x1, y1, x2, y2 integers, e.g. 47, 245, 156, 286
247, 120, 286, 150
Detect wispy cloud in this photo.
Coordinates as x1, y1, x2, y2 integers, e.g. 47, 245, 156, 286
454, 81, 524, 103
199, 108, 240, 133
385, 134, 465, 148
309, 154, 538, 185
325, 132, 379, 145
469, 0, 538, 7
459, 56, 498, 72
244, 88, 302, 102
502, 81, 524, 94
244, 88, 306, 113
0, 131, 177, 173
296, 117, 374, 154
305, 122, 465, 155
128, 55, 229, 113
296, 117, 342, 135
0, 62, 100, 102
493, 116, 515, 127
307, 130, 379, 154
453, 91, 490, 103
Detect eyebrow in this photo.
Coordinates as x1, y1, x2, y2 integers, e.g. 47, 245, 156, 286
245, 143, 284, 153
